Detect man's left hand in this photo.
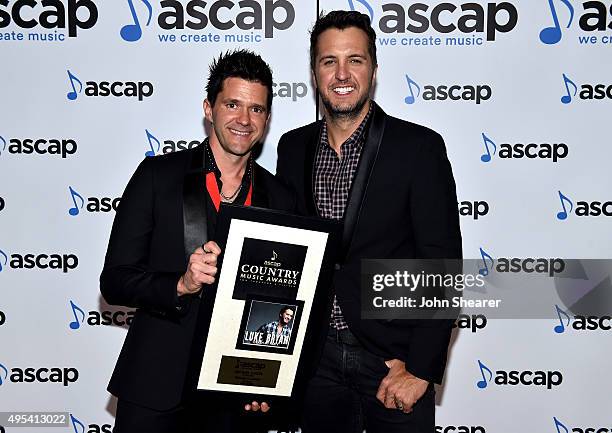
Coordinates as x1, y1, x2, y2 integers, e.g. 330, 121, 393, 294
375, 359, 429, 413
244, 401, 270, 413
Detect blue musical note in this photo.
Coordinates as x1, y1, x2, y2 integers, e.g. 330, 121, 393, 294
476, 359, 493, 389
68, 300, 86, 330
404, 75, 421, 105
0, 363, 8, 385
66, 70, 82, 101
554, 417, 570, 433
540, 0, 575, 44
560, 73, 577, 104
348, 0, 374, 21
480, 133, 497, 163
556, 190, 573, 220
478, 248, 494, 276
68, 186, 85, 216
70, 414, 86, 433
120, 0, 153, 42
0, 249, 8, 273
144, 129, 160, 157
554, 304, 571, 334
0, 135, 6, 156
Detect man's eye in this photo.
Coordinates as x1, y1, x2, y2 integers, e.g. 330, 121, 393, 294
226, 103, 237, 109
252, 107, 264, 113
323, 59, 335, 65
350, 58, 363, 64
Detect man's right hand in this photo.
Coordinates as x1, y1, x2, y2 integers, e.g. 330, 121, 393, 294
177, 241, 222, 296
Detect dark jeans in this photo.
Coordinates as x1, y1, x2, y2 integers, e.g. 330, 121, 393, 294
302, 328, 435, 433
113, 395, 274, 433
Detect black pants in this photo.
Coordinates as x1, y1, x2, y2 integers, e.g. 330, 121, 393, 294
113, 395, 274, 433
301, 328, 435, 433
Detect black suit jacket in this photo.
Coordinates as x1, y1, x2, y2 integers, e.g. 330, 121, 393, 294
100, 145, 294, 410
276, 102, 462, 384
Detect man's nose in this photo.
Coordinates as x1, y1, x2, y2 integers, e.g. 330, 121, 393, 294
237, 107, 250, 125
335, 61, 350, 81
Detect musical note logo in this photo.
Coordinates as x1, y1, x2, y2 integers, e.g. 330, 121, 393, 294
540, 0, 575, 45
554, 304, 571, 333
560, 73, 578, 104
476, 359, 493, 389
120, 0, 153, 42
0, 362, 8, 386
144, 129, 160, 157
68, 300, 86, 330
0, 249, 8, 273
556, 190, 573, 220
271, 250, 278, 261
403, 75, 421, 105
68, 186, 85, 216
553, 417, 570, 433
480, 133, 497, 163
0, 135, 6, 156
478, 247, 494, 276
348, 0, 374, 21
66, 70, 83, 101
70, 414, 86, 433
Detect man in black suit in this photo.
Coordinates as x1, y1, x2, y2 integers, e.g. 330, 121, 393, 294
100, 50, 293, 433
276, 11, 462, 433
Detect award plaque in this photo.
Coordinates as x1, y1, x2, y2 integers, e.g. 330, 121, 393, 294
186, 204, 340, 402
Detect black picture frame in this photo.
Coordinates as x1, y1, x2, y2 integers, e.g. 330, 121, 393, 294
185, 204, 340, 405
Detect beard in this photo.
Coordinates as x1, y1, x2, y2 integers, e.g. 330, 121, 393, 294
319, 89, 370, 121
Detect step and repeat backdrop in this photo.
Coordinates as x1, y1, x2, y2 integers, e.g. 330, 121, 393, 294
1, 0, 611, 432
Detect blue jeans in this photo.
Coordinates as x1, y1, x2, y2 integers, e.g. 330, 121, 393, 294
301, 328, 435, 433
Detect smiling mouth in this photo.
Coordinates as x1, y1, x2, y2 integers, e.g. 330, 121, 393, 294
332, 86, 355, 95
229, 128, 251, 136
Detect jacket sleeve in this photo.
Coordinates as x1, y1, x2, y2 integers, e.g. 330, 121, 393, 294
403, 131, 462, 384
99, 157, 185, 315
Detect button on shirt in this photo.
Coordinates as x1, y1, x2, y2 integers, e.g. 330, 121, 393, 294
314, 104, 372, 330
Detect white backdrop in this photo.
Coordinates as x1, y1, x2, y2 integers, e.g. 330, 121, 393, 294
1, 1, 611, 432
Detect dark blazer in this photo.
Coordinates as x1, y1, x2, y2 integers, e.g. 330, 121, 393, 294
100, 145, 294, 411
276, 102, 462, 384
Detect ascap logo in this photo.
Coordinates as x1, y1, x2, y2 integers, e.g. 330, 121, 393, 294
540, 0, 612, 45
66, 70, 154, 101
120, 0, 295, 43
559, 72, 612, 104
0, 135, 77, 159
68, 300, 134, 329
403, 74, 491, 105
0, 363, 79, 387
67, 186, 121, 215
0, 0, 98, 42
553, 416, 612, 433
436, 426, 485, 433
458, 200, 489, 220
480, 133, 568, 163
453, 314, 487, 333
476, 360, 563, 389
0, 249, 78, 273
273, 81, 307, 101
554, 304, 612, 332
143, 129, 202, 157
556, 190, 612, 219
478, 247, 565, 277
70, 414, 112, 433
352, 1, 518, 47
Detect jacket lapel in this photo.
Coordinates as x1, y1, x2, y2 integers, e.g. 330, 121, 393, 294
182, 145, 208, 261
340, 102, 386, 259
304, 121, 323, 216
251, 163, 269, 208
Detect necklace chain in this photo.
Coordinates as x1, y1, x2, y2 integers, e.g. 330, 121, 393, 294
220, 183, 243, 202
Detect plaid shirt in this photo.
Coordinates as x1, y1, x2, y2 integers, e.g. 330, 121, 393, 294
314, 104, 372, 330
257, 321, 293, 338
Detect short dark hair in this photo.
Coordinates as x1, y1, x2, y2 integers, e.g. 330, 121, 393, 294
206, 49, 273, 111
309, 10, 377, 71
279, 306, 294, 316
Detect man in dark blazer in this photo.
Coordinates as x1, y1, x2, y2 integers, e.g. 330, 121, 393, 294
100, 50, 293, 433
276, 11, 462, 433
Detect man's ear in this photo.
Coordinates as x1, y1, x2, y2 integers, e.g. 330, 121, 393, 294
372, 65, 378, 85
203, 99, 213, 124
